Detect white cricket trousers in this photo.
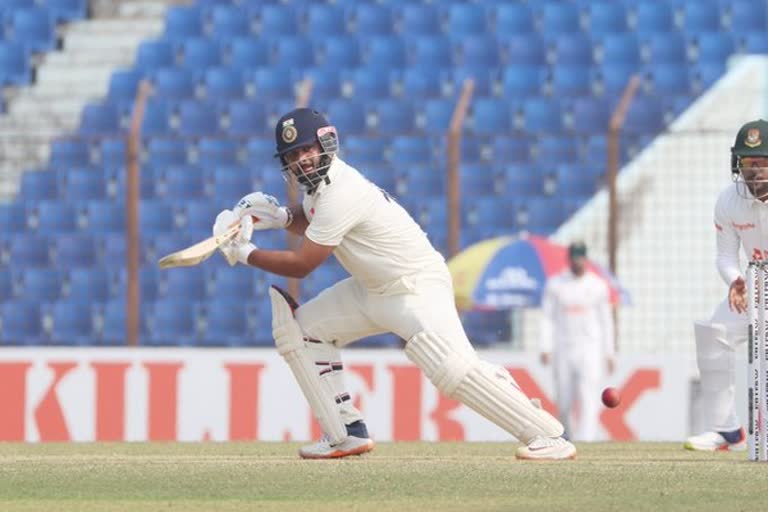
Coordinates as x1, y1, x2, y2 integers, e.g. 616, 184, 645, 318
553, 346, 603, 441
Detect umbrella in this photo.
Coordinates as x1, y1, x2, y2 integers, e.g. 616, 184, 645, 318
448, 234, 630, 311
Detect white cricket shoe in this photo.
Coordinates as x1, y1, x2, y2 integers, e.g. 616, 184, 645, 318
515, 436, 577, 461
683, 428, 746, 452
299, 435, 375, 460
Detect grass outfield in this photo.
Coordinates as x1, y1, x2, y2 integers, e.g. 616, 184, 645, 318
0, 442, 765, 511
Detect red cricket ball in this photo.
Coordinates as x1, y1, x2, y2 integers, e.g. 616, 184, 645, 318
601, 387, 621, 408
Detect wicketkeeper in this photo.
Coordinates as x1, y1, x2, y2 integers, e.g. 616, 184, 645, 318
212, 107, 576, 460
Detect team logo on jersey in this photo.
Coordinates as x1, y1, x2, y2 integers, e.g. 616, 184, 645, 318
745, 128, 762, 148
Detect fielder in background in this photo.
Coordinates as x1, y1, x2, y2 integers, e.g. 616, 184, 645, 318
685, 119, 768, 452
539, 241, 615, 441
211, 107, 576, 460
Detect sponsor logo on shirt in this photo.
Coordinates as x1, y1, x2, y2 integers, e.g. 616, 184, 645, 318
731, 221, 756, 231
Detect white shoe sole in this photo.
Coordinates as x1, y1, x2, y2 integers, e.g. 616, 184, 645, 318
300, 439, 375, 460
515, 445, 577, 461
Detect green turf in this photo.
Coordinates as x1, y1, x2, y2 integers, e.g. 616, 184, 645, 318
0, 442, 765, 511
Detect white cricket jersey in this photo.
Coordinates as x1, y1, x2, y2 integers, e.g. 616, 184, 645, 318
713, 182, 768, 286
302, 157, 445, 293
540, 270, 615, 356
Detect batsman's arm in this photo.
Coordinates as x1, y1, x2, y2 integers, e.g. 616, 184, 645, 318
285, 205, 309, 236
243, 236, 334, 279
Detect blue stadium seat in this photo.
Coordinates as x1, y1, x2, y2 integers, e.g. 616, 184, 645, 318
418, 98, 453, 133
503, 164, 545, 196
491, 136, 531, 163
211, 168, 254, 202
502, 34, 546, 66
181, 38, 223, 70
79, 103, 122, 136
522, 98, 563, 134
536, 136, 580, 161
555, 164, 598, 198
86, 200, 125, 233
140, 99, 173, 136
459, 164, 495, 195
455, 36, 499, 67
0, 42, 30, 85
46, 301, 93, 346
183, 200, 219, 232
600, 33, 641, 66
302, 67, 341, 101
0, 301, 42, 345
352, 4, 393, 35
693, 61, 726, 91
245, 137, 275, 167
66, 268, 112, 302
398, 68, 441, 99
644, 32, 688, 64
742, 32, 768, 53
390, 136, 431, 165
208, 265, 254, 301
730, 1, 767, 31
204, 67, 245, 100
50, 139, 91, 167
361, 164, 396, 191
111, 267, 159, 303
140, 200, 176, 233
63, 169, 106, 200
210, 6, 252, 40
29, 200, 79, 233
45, 0, 88, 23
343, 66, 391, 100
160, 269, 208, 300
135, 40, 176, 72
396, 166, 445, 198
326, 100, 367, 134
98, 299, 126, 345
447, 4, 487, 35
648, 64, 691, 95
696, 32, 734, 64
16, 268, 62, 301
54, 235, 97, 269
319, 36, 360, 68
163, 5, 203, 41
588, 2, 627, 33
146, 138, 188, 166
157, 166, 206, 198
196, 137, 240, 167
519, 196, 563, 235
274, 36, 315, 68
98, 138, 126, 166
598, 63, 637, 96
19, 170, 59, 200
624, 94, 665, 134
353, 334, 400, 348
258, 5, 299, 36
307, 4, 346, 34
683, 1, 721, 33
12, 8, 56, 53
153, 67, 197, 99
569, 97, 611, 133
250, 68, 295, 99
364, 36, 405, 69
501, 65, 546, 98
471, 98, 511, 135
540, 2, 581, 33
448, 66, 495, 97
228, 38, 269, 69
373, 99, 414, 135
0, 203, 26, 235
343, 135, 389, 165
0, 269, 10, 301
226, 100, 268, 137
635, 2, 674, 34
412, 36, 452, 68
551, 33, 594, 66
146, 298, 198, 346
495, 4, 534, 33
177, 101, 222, 137
551, 65, 593, 97
465, 196, 518, 232
400, 4, 440, 35
200, 300, 250, 347
462, 310, 511, 346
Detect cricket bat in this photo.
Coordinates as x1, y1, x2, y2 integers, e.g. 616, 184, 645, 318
158, 223, 241, 269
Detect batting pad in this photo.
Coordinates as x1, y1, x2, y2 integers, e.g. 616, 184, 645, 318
405, 331, 563, 443
270, 287, 347, 444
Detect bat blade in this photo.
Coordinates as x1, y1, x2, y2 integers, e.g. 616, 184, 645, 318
158, 224, 240, 269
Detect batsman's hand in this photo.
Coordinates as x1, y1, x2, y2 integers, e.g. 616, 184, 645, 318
213, 209, 257, 266
233, 192, 291, 231
728, 276, 747, 314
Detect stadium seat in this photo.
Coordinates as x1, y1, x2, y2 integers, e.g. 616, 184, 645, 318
210, 6, 252, 40
326, 100, 367, 134
203, 67, 246, 100
634, 2, 674, 34
568, 97, 611, 133
199, 300, 250, 347
79, 103, 122, 136
742, 32, 768, 53
98, 138, 126, 167
683, 1, 721, 33
390, 136, 432, 165
12, 8, 56, 53
623, 94, 665, 135
400, 4, 441, 35
644, 32, 688, 65
50, 139, 91, 167
62, 169, 107, 200
146, 138, 188, 166
28, 200, 79, 233
397, 166, 445, 198
447, 4, 487, 35
462, 310, 511, 346
146, 298, 198, 346
54, 234, 98, 269
302, 67, 342, 101
228, 38, 269, 69
495, 4, 534, 34
46, 301, 94, 346
135, 40, 176, 72
598, 63, 637, 96
196, 137, 240, 167
490, 136, 531, 163
140, 99, 173, 136
540, 3, 581, 33
160, 269, 208, 301
693, 61, 726, 91
588, 2, 627, 34
519, 196, 563, 235
503, 164, 545, 196
555, 164, 598, 198
0, 42, 31, 85
274, 36, 315, 68
730, 1, 767, 31
177, 101, 222, 137
163, 5, 204, 41
455, 36, 499, 68
372, 99, 414, 135
258, 5, 299, 36
343, 66, 391, 100
418, 99, 454, 133
648, 64, 691, 95
319, 36, 360, 68
551, 33, 594, 66
157, 166, 206, 198
98, 299, 133, 346
0, 203, 27, 234
459, 164, 495, 195
696, 32, 735, 64
501, 65, 546, 98
398, 68, 442, 99
536, 136, 580, 161
183, 201, 219, 232
226, 100, 269, 137
153, 67, 197, 99
470, 98, 511, 135
86, 200, 125, 233
522, 98, 563, 134
599, 33, 641, 67
306, 4, 346, 34
19, 170, 59, 200
0, 269, 11, 301
412, 35, 453, 69
551, 65, 594, 97
344, 136, 389, 165
45, 0, 88, 23
447, 66, 494, 97
211, 169, 254, 203
139, 200, 176, 233
250, 68, 295, 99
181, 39, 223, 70
0, 301, 43, 345
501, 34, 546, 66
209, 265, 254, 301
352, 4, 393, 35
245, 137, 275, 167
16, 268, 62, 302
363, 36, 405, 69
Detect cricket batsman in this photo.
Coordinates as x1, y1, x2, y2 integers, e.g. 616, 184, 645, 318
211, 107, 576, 460
685, 119, 768, 451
